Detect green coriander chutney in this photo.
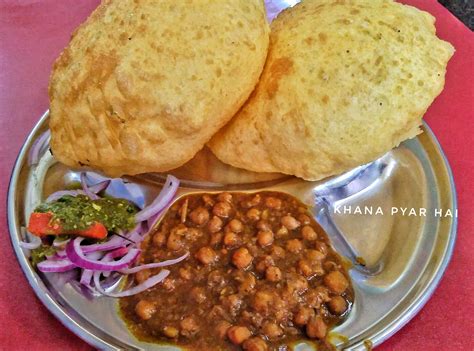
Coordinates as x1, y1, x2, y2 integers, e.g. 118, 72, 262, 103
35, 195, 138, 232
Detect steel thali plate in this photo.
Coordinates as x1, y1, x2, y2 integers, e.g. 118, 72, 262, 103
6, 1, 457, 350
8, 107, 456, 351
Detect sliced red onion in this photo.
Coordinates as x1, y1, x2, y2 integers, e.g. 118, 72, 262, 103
37, 259, 76, 273
100, 273, 122, 290
146, 211, 163, 232
55, 249, 66, 259
28, 129, 51, 166
81, 235, 125, 254
119, 252, 189, 274
109, 247, 128, 259
19, 232, 42, 250
80, 269, 94, 286
122, 223, 146, 245
66, 238, 140, 271
127, 231, 145, 245
46, 190, 86, 203
89, 180, 110, 194
79, 251, 103, 286
81, 172, 99, 200
53, 237, 70, 248
135, 175, 179, 222
93, 269, 170, 298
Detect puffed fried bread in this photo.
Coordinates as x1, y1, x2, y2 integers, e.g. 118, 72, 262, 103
49, 0, 269, 177
209, 0, 454, 181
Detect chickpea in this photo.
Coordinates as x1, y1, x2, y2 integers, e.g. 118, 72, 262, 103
162, 278, 175, 291
315, 242, 328, 256
135, 269, 150, 284
135, 300, 156, 320
184, 227, 202, 241
179, 267, 192, 280
324, 271, 349, 294
302, 226, 317, 241
305, 286, 331, 308
293, 307, 315, 326
152, 231, 166, 247
202, 194, 215, 207
224, 232, 241, 247
276, 226, 288, 237
257, 230, 274, 247
238, 273, 256, 294
207, 270, 226, 290
195, 246, 218, 265
243, 337, 268, 351
252, 291, 273, 313
287, 274, 308, 294
216, 320, 231, 339
271, 245, 286, 259
163, 326, 179, 338
190, 286, 207, 303
227, 326, 252, 345
189, 207, 210, 225
246, 243, 259, 256
226, 219, 243, 233
180, 316, 199, 336
213, 202, 233, 218
167, 231, 184, 251
208, 216, 223, 233
242, 194, 261, 208
218, 192, 233, 203
232, 248, 253, 269
328, 296, 348, 315
286, 239, 303, 253
306, 249, 325, 261
306, 315, 327, 339
222, 294, 242, 313
298, 259, 313, 277
262, 322, 283, 339
210, 232, 223, 246
281, 215, 301, 230
298, 214, 311, 225
265, 197, 282, 209
256, 220, 271, 231
255, 255, 274, 273
265, 266, 282, 282
246, 208, 261, 221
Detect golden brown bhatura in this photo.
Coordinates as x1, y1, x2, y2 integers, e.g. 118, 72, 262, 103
209, 0, 454, 181
49, 0, 269, 177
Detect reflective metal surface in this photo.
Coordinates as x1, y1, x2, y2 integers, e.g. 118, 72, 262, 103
6, 2, 458, 349
8, 106, 457, 351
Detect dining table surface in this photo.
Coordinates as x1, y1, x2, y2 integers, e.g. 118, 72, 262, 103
0, 0, 473, 350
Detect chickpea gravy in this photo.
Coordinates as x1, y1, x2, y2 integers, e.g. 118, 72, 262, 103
119, 191, 354, 350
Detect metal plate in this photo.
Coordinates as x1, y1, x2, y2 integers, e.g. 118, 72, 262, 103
6, 2, 457, 350
8, 106, 457, 350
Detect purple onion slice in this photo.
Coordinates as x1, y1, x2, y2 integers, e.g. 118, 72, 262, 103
120, 252, 189, 274
80, 235, 125, 254
93, 269, 170, 298
81, 172, 100, 200
88, 180, 110, 194
37, 259, 76, 273
135, 175, 179, 222
66, 238, 140, 271
19, 231, 42, 250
